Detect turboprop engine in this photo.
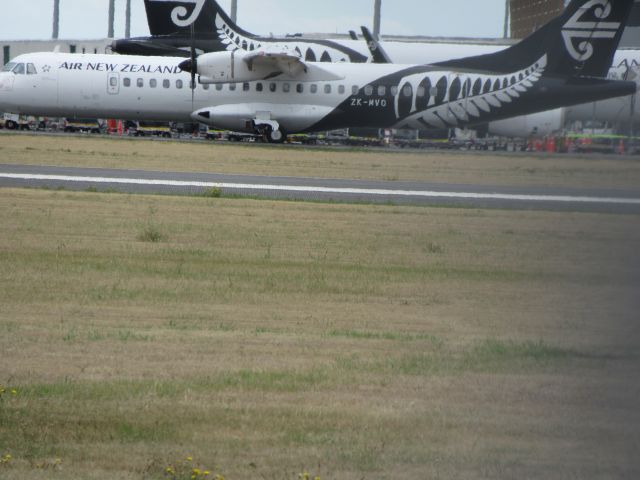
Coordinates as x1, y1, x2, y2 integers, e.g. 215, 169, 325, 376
179, 50, 306, 85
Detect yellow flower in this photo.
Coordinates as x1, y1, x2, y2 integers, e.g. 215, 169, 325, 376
10, 389, 17, 395
315, 477, 321, 480
192, 468, 201, 475
186, 456, 193, 462
203, 471, 210, 476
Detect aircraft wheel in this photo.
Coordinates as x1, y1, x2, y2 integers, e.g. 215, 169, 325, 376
267, 128, 287, 144
5, 120, 17, 130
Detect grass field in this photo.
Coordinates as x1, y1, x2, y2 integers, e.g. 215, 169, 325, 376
1, 185, 639, 479
2, 132, 640, 189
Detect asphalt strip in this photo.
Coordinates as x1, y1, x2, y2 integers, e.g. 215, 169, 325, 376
2, 172, 640, 206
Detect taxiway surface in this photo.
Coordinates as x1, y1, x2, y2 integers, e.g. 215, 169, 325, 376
1, 163, 640, 213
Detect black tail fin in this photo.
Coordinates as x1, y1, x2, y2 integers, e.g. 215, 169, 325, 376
361, 26, 392, 64
437, 0, 634, 77
143, 0, 249, 36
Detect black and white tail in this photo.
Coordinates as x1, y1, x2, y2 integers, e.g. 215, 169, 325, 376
438, 0, 635, 78
144, 0, 232, 36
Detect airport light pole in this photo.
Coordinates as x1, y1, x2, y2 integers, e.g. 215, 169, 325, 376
125, 0, 132, 38
230, 0, 238, 23
52, 0, 60, 39
373, 0, 382, 39
503, 0, 510, 38
108, 0, 115, 38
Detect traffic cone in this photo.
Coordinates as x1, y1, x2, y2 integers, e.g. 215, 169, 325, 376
117, 120, 123, 136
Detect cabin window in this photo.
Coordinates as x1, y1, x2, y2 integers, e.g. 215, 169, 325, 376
416, 86, 426, 98
13, 63, 25, 75
163, 79, 170, 89
390, 86, 399, 96
402, 85, 413, 97
364, 85, 373, 96
176, 79, 183, 89
149, 79, 157, 88
310, 84, 318, 94
137, 78, 144, 88
269, 82, 277, 92
351, 85, 359, 95
283, 83, 291, 93
123, 77, 131, 87
377, 85, 386, 96
216, 84, 223, 91
256, 82, 263, 92
229, 83, 237, 91
243, 82, 250, 91
324, 84, 332, 94
109, 77, 118, 87
26, 63, 37, 75
338, 85, 345, 95
296, 84, 304, 93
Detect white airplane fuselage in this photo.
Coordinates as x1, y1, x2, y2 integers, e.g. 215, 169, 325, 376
0, 49, 636, 137
0, 52, 401, 132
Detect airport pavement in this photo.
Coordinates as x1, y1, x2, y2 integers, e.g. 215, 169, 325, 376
1, 163, 640, 213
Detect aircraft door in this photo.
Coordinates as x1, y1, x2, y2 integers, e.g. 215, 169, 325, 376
107, 72, 120, 95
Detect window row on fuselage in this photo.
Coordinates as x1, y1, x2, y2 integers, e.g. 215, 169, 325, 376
119, 76, 428, 99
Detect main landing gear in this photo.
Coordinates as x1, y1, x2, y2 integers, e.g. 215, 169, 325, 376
253, 119, 287, 144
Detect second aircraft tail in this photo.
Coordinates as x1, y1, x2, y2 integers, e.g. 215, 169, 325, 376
437, 0, 634, 78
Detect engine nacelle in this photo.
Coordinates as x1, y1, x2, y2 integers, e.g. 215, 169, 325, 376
488, 108, 565, 138
196, 51, 283, 85
189, 103, 335, 134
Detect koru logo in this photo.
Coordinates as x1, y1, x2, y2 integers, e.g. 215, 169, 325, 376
561, 0, 621, 62
151, 0, 205, 27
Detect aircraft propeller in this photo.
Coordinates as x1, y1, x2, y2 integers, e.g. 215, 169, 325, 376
178, 22, 198, 108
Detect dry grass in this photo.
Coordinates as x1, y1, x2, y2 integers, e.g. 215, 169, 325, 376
2, 132, 640, 189
0, 188, 639, 479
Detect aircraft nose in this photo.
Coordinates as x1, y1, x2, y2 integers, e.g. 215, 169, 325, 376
0, 73, 15, 110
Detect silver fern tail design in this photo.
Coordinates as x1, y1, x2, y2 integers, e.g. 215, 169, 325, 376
393, 57, 547, 129
213, 13, 353, 63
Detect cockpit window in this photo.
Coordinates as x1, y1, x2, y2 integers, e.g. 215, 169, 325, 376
2, 62, 16, 72
27, 63, 37, 75
13, 63, 25, 75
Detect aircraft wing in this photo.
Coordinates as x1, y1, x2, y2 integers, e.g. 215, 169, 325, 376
241, 48, 345, 81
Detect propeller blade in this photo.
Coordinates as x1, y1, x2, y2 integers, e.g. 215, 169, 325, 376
190, 22, 196, 107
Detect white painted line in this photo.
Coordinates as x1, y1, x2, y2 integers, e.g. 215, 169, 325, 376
2, 172, 640, 205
